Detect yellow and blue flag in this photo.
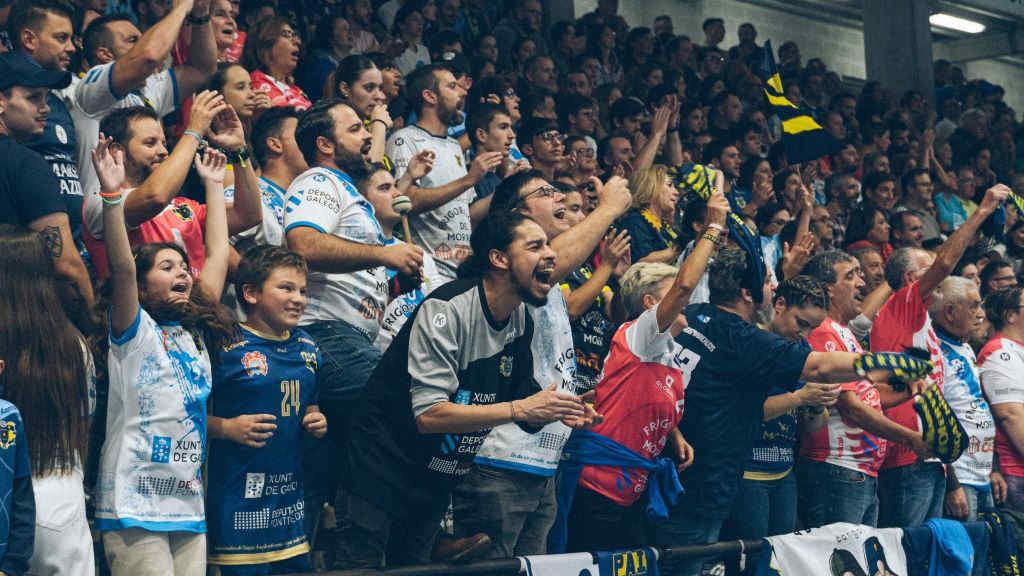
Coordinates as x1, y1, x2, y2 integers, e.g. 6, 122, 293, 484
759, 40, 840, 164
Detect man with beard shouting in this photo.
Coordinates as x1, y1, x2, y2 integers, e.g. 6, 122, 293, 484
387, 63, 505, 281
334, 208, 597, 569
284, 99, 424, 536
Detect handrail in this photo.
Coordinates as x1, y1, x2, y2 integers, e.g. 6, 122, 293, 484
285, 538, 766, 575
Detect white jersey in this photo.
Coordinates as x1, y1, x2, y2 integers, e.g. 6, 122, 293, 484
938, 331, 994, 487
387, 124, 475, 281
73, 62, 179, 230
475, 286, 577, 476
980, 336, 1024, 477
376, 237, 444, 352
227, 176, 287, 247
96, 308, 211, 533
766, 523, 907, 576
283, 166, 388, 339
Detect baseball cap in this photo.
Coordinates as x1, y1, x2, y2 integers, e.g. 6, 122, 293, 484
0, 52, 72, 92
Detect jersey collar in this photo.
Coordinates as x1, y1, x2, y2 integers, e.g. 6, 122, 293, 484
240, 323, 291, 342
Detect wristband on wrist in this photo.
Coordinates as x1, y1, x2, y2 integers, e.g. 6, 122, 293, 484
100, 194, 124, 206
370, 118, 389, 127
509, 401, 519, 422
183, 129, 205, 147
706, 222, 725, 232
222, 146, 251, 168
700, 232, 721, 245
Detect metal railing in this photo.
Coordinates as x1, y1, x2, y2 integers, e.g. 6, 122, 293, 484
288, 538, 766, 575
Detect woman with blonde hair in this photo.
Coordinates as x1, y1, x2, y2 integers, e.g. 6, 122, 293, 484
617, 164, 683, 263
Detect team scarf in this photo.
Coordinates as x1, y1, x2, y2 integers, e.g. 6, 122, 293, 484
913, 384, 967, 464
670, 163, 767, 302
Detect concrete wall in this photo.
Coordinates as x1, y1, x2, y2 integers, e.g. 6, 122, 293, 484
571, 0, 1024, 115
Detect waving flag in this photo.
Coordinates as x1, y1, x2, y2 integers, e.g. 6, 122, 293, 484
759, 40, 841, 164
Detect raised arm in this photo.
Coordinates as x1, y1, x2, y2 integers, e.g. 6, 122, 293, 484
109, 0, 195, 97
563, 230, 628, 319
173, 0, 218, 99
550, 176, 632, 281
919, 183, 1010, 299
206, 106, 262, 234
633, 103, 670, 176
195, 149, 230, 298
93, 135, 139, 337
125, 90, 225, 227
657, 170, 728, 334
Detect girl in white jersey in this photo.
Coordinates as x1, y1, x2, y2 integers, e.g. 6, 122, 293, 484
92, 132, 235, 576
0, 228, 95, 575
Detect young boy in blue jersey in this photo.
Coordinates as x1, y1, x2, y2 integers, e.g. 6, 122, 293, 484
207, 246, 327, 575
0, 359, 35, 576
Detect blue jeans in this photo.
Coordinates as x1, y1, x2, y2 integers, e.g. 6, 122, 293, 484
724, 471, 797, 540
301, 320, 383, 544
800, 459, 878, 527
960, 485, 994, 522
1004, 475, 1024, 513
653, 506, 724, 576
878, 461, 945, 527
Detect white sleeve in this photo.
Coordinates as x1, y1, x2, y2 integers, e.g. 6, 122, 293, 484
75, 63, 122, 116
142, 68, 179, 117
386, 131, 418, 180
283, 172, 350, 234
623, 303, 674, 361
83, 183, 105, 239
981, 349, 1024, 405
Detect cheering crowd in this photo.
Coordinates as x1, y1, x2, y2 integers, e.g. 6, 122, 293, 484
0, 0, 1022, 574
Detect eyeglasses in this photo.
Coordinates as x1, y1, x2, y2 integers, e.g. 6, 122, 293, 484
279, 29, 300, 40
538, 130, 562, 143
514, 184, 558, 209
572, 148, 595, 158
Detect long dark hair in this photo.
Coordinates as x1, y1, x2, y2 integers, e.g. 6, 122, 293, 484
0, 226, 89, 476
131, 243, 236, 353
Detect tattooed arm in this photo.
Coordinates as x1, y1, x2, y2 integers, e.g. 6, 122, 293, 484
29, 214, 95, 307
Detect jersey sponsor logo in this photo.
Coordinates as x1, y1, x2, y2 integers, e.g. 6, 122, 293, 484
432, 312, 447, 328
394, 137, 404, 146
499, 355, 513, 378
151, 435, 172, 462
1001, 351, 1012, 362
173, 202, 195, 222
313, 173, 326, 182
242, 350, 269, 377
609, 549, 651, 575
824, 341, 837, 352
301, 351, 318, 374
0, 420, 15, 450
359, 296, 383, 321
55, 124, 68, 144
245, 472, 266, 499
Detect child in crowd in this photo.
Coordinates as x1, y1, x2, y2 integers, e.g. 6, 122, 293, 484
207, 245, 327, 574
0, 359, 35, 576
0, 227, 95, 574
92, 135, 234, 576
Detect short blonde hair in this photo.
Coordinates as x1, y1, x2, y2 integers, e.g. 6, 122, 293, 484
629, 164, 670, 211
619, 262, 677, 320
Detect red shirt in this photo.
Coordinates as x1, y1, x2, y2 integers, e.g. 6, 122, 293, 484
84, 196, 207, 279
870, 280, 945, 469
249, 70, 311, 111
801, 318, 887, 477
578, 305, 699, 506
979, 335, 1024, 477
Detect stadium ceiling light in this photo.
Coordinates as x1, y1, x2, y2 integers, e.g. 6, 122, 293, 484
929, 13, 986, 34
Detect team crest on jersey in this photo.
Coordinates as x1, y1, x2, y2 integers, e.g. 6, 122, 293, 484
55, 124, 68, 144
173, 202, 195, 222
0, 420, 16, 450
455, 154, 463, 167
313, 173, 327, 182
824, 341, 837, 352
301, 351, 318, 374
242, 350, 269, 377
499, 355, 513, 378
